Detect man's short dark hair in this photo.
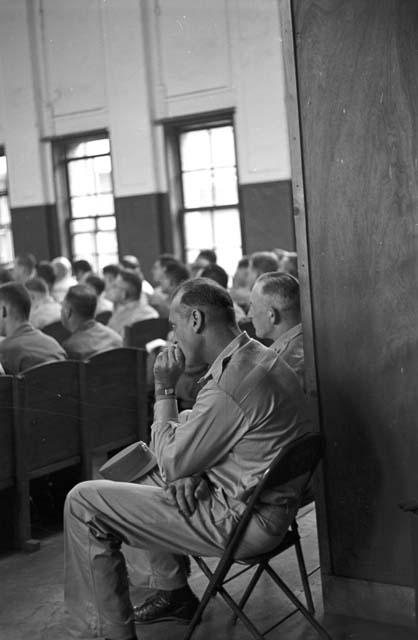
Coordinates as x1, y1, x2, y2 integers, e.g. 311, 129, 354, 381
84, 274, 105, 296
65, 285, 97, 320
250, 251, 279, 276
103, 264, 120, 278
164, 261, 190, 287
257, 271, 301, 315
36, 261, 56, 289
237, 256, 249, 269
200, 264, 228, 289
16, 253, 36, 272
173, 277, 236, 326
157, 254, 178, 267
25, 277, 49, 296
0, 282, 31, 319
119, 269, 142, 300
73, 259, 92, 275
197, 249, 217, 264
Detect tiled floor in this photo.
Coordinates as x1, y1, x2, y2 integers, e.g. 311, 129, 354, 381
0, 507, 416, 640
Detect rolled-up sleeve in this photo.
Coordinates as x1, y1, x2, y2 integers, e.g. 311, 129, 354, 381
151, 385, 248, 482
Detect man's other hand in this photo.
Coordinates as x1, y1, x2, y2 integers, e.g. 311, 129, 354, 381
154, 344, 185, 389
163, 476, 209, 517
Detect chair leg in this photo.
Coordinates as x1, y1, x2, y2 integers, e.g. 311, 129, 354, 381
294, 536, 315, 613
264, 564, 332, 640
231, 563, 264, 625
216, 583, 265, 640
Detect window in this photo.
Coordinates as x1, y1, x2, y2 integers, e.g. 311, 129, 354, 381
62, 136, 118, 271
177, 123, 243, 275
0, 152, 14, 264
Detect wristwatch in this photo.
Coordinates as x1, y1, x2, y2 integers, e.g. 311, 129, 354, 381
162, 387, 175, 396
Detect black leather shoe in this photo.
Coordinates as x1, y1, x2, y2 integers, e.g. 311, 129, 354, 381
133, 587, 199, 625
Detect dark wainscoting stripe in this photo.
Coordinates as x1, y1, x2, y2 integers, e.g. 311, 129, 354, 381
11, 204, 59, 261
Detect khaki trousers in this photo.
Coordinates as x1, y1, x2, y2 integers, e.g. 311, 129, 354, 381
64, 475, 291, 640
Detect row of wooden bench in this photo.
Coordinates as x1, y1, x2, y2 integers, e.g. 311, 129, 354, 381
0, 347, 148, 551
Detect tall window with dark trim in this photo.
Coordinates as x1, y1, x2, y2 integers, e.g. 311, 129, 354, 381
178, 124, 242, 275
62, 136, 118, 271
0, 151, 14, 264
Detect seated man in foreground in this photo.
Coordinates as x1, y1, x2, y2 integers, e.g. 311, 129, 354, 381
64, 278, 312, 640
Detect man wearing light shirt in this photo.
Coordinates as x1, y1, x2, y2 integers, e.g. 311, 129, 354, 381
64, 278, 311, 640
107, 269, 158, 340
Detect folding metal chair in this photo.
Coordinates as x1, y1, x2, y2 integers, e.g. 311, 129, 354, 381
184, 432, 332, 640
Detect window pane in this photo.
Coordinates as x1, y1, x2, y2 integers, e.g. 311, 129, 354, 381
183, 170, 213, 208
73, 233, 96, 256
0, 196, 10, 225
97, 216, 116, 231
98, 252, 118, 271
85, 139, 110, 157
95, 194, 114, 215
213, 168, 238, 205
0, 156, 7, 192
67, 142, 86, 159
216, 246, 243, 278
71, 219, 96, 233
213, 208, 242, 247
210, 126, 236, 168
68, 159, 95, 196
180, 130, 211, 171
71, 195, 96, 218
97, 231, 118, 254
184, 210, 213, 251
93, 156, 112, 193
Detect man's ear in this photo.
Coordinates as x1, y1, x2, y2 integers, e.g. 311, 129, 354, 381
268, 307, 281, 325
191, 308, 204, 333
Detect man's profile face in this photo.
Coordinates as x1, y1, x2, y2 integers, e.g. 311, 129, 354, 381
169, 295, 198, 364
248, 282, 273, 339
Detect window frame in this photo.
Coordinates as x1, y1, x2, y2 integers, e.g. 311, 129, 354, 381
0, 147, 14, 265
163, 111, 246, 266
53, 131, 119, 270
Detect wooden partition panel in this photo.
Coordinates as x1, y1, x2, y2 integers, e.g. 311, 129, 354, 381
285, 0, 418, 624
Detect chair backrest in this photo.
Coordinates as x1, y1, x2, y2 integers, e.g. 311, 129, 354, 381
82, 347, 148, 455
96, 310, 112, 325
124, 317, 170, 348
0, 376, 14, 490
15, 360, 83, 478
227, 432, 324, 555
42, 320, 70, 344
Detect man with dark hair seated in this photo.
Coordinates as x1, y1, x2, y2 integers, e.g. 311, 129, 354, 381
249, 271, 304, 388
0, 282, 66, 373
61, 285, 122, 360
157, 260, 190, 317
36, 260, 56, 293
84, 273, 113, 316
107, 269, 158, 339
26, 277, 62, 329
13, 253, 36, 283
64, 278, 311, 640
72, 259, 93, 283
190, 248, 217, 277
248, 251, 280, 288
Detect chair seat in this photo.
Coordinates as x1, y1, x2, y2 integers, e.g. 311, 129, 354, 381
236, 528, 299, 565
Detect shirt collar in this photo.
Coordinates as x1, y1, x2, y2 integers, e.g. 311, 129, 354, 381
272, 323, 302, 351
8, 321, 33, 338
199, 331, 251, 385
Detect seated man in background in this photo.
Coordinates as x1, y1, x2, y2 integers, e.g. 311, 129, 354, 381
229, 255, 251, 312
36, 260, 57, 295
247, 251, 279, 289
190, 248, 217, 277
200, 263, 246, 322
64, 279, 311, 639
25, 277, 62, 329
72, 259, 93, 283
149, 254, 179, 316
51, 256, 77, 303
62, 284, 122, 360
0, 282, 66, 373
84, 273, 114, 316
13, 253, 36, 283
120, 255, 154, 300
277, 250, 298, 278
249, 271, 304, 388
108, 269, 158, 339
158, 260, 190, 316
102, 264, 120, 302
